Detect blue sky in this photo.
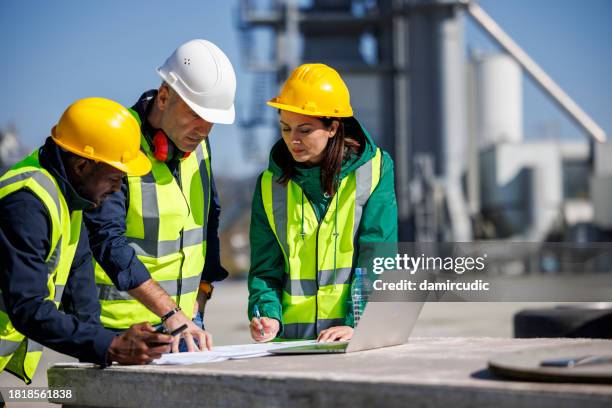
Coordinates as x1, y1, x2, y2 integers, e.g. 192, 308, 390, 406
467, 0, 612, 141
1, 0, 610, 177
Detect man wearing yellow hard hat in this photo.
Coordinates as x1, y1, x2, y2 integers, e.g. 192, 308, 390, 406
248, 63, 398, 341
83, 39, 236, 352
0, 98, 173, 387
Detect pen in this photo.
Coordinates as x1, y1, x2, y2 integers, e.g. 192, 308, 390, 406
540, 355, 612, 368
253, 305, 265, 337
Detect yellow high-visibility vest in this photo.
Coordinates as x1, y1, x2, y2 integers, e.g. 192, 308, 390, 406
0, 151, 82, 383
94, 109, 211, 329
260, 149, 382, 339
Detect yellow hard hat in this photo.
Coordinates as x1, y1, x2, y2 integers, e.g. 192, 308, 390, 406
51, 97, 151, 176
267, 63, 353, 117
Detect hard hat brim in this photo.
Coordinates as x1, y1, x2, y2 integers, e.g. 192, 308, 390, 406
157, 68, 236, 125
53, 134, 152, 177
186, 99, 235, 125
266, 100, 353, 118
108, 150, 152, 177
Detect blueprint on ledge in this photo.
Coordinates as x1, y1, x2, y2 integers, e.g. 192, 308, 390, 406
150, 340, 319, 365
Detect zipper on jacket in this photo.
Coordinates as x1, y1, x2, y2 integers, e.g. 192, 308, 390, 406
314, 225, 320, 337
310, 190, 340, 338
308, 196, 329, 339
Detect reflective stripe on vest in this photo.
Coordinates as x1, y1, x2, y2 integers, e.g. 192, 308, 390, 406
94, 109, 211, 329
96, 275, 201, 301
0, 151, 82, 383
261, 149, 382, 339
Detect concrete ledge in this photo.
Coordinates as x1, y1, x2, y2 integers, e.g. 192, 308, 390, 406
47, 337, 612, 408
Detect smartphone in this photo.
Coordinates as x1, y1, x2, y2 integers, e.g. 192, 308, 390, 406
150, 323, 189, 348
155, 323, 188, 336
168, 324, 188, 337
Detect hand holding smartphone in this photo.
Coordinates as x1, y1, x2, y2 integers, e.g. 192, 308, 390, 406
149, 323, 189, 348
155, 323, 188, 336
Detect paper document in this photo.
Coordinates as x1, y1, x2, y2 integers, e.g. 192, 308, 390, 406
151, 340, 318, 365
152, 352, 227, 365
214, 340, 318, 358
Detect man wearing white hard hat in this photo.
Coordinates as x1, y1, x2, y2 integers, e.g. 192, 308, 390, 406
84, 39, 236, 352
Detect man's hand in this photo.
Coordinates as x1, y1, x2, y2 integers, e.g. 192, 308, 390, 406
317, 326, 354, 342
164, 311, 213, 352
249, 317, 280, 342
107, 322, 172, 365
127, 279, 212, 352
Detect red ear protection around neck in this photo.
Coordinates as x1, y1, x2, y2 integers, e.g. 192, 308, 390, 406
151, 130, 190, 162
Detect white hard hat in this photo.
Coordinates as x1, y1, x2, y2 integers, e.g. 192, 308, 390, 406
157, 39, 236, 124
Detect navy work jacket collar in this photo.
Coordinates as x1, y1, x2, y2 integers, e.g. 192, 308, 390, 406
39, 137, 95, 212
132, 89, 183, 172
131, 89, 157, 146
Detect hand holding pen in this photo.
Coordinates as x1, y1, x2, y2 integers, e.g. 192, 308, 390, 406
254, 305, 265, 337
249, 305, 280, 342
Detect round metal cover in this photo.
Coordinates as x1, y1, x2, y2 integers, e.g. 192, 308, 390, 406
488, 342, 612, 383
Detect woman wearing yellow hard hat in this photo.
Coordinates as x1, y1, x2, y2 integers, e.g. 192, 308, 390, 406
248, 63, 398, 342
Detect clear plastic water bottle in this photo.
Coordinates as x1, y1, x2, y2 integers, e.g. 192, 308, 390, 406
351, 268, 371, 327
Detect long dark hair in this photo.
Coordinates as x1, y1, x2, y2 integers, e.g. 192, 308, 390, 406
277, 117, 361, 196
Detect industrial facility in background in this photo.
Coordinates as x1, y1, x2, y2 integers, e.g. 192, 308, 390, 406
0, 124, 27, 174
236, 0, 610, 246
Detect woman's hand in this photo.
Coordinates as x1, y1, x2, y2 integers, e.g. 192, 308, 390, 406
250, 317, 280, 342
317, 326, 354, 342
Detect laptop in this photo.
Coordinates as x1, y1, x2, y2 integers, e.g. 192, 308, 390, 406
270, 274, 426, 355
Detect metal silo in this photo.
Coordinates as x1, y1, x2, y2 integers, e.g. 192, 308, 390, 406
475, 53, 522, 147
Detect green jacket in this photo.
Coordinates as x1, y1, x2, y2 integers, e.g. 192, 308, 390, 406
247, 118, 398, 334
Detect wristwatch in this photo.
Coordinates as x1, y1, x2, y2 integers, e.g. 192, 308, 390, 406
199, 281, 214, 300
